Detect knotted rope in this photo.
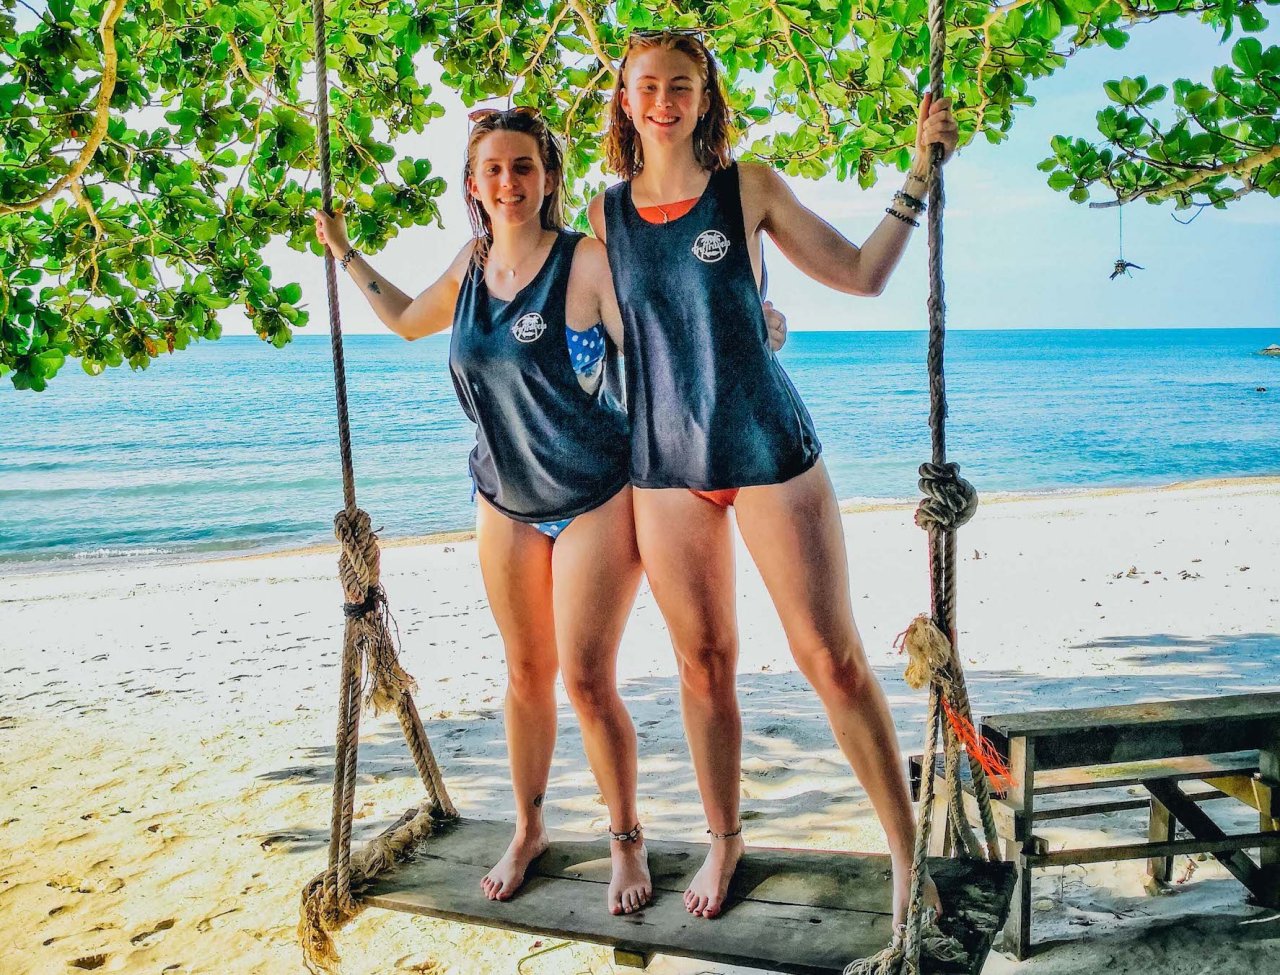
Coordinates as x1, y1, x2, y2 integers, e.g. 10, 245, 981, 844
298, 2, 455, 971
849, 2, 1005, 972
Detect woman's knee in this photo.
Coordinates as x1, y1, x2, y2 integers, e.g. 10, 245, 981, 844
561, 667, 619, 716
675, 644, 739, 705
793, 637, 871, 703
505, 650, 557, 700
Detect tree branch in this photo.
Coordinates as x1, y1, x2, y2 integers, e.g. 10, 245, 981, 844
566, 0, 615, 75
0, 0, 128, 216
767, 0, 833, 138
972, 0, 1042, 135
226, 31, 316, 118
1087, 142, 1280, 206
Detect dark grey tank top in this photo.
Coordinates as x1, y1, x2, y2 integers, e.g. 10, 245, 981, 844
603, 164, 820, 490
448, 230, 629, 522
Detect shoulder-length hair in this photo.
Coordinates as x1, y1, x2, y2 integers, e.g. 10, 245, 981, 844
463, 108, 565, 269
604, 33, 734, 181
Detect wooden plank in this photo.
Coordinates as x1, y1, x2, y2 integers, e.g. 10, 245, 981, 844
1260, 731, 1280, 900
1032, 753, 1259, 794
1147, 796, 1173, 884
1147, 779, 1277, 907
1002, 737, 1035, 960
360, 818, 1016, 975
1026, 831, 1280, 869
1203, 774, 1276, 817
987, 722, 1276, 772
913, 751, 1257, 798
613, 947, 651, 969
982, 692, 1280, 740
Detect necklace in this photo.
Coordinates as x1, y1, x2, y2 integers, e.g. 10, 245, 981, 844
490, 232, 552, 281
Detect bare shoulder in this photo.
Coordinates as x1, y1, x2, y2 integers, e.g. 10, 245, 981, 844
572, 234, 610, 272
736, 161, 790, 234
737, 160, 787, 198
567, 234, 611, 301
586, 192, 607, 240
444, 239, 478, 283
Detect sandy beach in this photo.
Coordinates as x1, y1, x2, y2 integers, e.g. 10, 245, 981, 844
3, 477, 1279, 975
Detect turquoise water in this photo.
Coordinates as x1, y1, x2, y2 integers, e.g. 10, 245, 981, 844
2, 329, 1277, 567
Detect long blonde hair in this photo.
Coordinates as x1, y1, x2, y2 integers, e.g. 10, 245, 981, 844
604, 33, 734, 180
463, 109, 566, 269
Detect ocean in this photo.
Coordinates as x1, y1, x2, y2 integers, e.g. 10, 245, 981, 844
2, 328, 1277, 569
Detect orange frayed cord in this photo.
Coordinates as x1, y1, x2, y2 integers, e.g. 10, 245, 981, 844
940, 695, 1016, 792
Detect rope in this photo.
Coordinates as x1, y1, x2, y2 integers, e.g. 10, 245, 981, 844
298, 2, 455, 969
854, 2, 1007, 971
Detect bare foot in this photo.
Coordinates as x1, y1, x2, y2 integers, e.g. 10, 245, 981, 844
892, 858, 943, 927
481, 830, 548, 901
685, 833, 743, 918
609, 839, 652, 915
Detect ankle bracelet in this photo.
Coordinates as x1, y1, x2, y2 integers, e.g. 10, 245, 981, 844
706, 824, 743, 840
609, 823, 643, 843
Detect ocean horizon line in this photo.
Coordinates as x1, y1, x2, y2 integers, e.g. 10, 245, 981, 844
5, 474, 1278, 580
216, 324, 1280, 338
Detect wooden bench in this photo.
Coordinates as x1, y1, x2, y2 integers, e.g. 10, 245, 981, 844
910, 691, 1280, 959
363, 817, 1015, 974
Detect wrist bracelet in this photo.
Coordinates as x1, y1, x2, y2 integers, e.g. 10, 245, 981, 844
338, 247, 357, 271
884, 206, 920, 229
894, 189, 926, 214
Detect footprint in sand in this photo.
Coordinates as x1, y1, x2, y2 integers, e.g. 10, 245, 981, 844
196, 907, 240, 933
69, 954, 110, 971
130, 918, 177, 946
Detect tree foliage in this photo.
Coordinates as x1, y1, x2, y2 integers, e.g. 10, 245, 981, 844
2, 0, 1276, 390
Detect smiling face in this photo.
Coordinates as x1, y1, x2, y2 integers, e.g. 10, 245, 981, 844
620, 46, 712, 153
465, 129, 556, 230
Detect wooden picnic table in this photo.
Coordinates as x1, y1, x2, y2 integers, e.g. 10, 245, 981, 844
913, 691, 1280, 958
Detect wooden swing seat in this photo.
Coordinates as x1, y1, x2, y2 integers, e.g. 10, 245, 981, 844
362, 817, 1016, 974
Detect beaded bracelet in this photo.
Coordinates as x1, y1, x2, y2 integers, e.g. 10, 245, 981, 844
884, 206, 920, 229
338, 247, 358, 271
894, 189, 927, 214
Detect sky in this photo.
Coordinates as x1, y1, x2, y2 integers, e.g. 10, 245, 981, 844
14, 6, 1280, 332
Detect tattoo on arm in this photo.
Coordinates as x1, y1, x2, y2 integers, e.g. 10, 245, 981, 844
367, 280, 381, 295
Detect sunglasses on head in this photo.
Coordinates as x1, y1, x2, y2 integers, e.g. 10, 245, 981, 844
629, 27, 706, 44
467, 106, 542, 125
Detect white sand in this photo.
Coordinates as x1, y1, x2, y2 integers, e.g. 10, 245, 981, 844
2, 478, 1279, 974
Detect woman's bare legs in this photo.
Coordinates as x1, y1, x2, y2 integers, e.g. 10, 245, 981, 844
476, 497, 559, 901
553, 487, 649, 914
733, 460, 939, 925
632, 488, 742, 918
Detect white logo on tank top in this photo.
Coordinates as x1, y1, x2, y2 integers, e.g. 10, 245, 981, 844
691, 229, 730, 263
510, 312, 547, 343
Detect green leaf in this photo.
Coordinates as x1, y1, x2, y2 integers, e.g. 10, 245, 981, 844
279, 282, 302, 304
1232, 37, 1263, 78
